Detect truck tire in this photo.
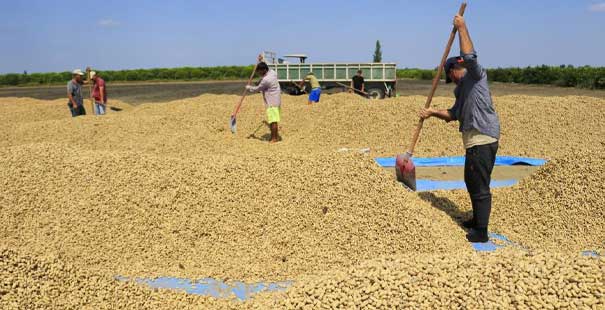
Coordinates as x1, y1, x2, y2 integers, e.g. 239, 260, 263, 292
285, 86, 304, 96
366, 88, 385, 100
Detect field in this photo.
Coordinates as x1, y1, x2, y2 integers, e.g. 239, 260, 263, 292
2, 79, 605, 105
0, 80, 604, 309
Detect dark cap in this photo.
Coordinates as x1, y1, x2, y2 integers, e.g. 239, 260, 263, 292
444, 56, 464, 83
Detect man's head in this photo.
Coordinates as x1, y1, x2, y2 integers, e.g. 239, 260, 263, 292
90, 71, 98, 81
256, 62, 269, 77
444, 56, 466, 85
72, 69, 85, 82
356, 70, 363, 76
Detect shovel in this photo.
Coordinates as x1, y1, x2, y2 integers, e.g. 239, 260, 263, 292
291, 81, 306, 94
335, 82, 370, 97
396, 2, 467, 191
86, 67, 95, 115
230, 59, 260, 134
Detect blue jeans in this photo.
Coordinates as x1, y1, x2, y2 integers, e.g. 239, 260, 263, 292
95, 101, 106, 115
68, 104, 86, 117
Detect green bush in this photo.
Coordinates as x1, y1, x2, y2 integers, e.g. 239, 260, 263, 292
1, 65, 603, 89
395, 66, 604, 90
397, 68, 443, 80
486, 66, 605, 89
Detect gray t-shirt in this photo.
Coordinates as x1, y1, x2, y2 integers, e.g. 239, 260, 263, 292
447, 51, 500, 140
67, 80, 84, 106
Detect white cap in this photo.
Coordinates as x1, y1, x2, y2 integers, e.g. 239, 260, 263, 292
90, 71, 96, 79
72, 69, 85, 76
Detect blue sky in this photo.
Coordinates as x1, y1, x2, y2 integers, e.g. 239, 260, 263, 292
1, 0, 604, 73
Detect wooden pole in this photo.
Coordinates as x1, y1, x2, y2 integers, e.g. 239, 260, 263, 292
87, 67, 95, 115
406, 2, 467, 154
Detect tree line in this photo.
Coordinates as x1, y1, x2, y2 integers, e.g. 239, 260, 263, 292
1, 65, 603, 90
0, 66, 255, 87
397, 65, 605, 89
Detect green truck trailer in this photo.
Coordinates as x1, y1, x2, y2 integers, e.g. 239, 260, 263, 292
265, 53, 397, 99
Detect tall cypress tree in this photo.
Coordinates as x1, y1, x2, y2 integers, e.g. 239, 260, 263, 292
373, 40, 382, 63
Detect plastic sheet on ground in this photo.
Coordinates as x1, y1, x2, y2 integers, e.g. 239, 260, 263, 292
416, 179, 518, 192
116, 276, 292, 301
375, 155, 547, 168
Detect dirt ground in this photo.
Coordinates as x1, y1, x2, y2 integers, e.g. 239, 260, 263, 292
1, 79, 605, 105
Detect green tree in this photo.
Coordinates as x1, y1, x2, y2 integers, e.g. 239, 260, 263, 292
373, 40, 382, 63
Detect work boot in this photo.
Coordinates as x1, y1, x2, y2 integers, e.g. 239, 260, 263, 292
461, 218, 475, 229
466, 228, 489, 243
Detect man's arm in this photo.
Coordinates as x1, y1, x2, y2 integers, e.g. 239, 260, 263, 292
299, 76, 309, 89
419, 108, 454, 122
454, 15, 483, 80
247, 76, 269, 93
246, 54, 266, 92
361, 80, 365, 92
99, 86, 105, 104
67, 84, 77, 108
455, 15, 474, 55
67, 92, 78, 108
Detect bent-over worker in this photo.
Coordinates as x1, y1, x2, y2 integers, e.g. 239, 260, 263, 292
246, 58, 282, 143
418, 15, 500, 243
300, 72, 321, 105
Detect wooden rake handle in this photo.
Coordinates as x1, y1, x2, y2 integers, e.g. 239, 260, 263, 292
335, 82, 370, 96
232, 60, 260, 117
87, 68, 95, 115
406, 2, 467, 154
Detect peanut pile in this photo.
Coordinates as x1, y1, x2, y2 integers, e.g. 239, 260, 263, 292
0, 92, 603, 308
0, 247, 228, 309
0, 143, 470, 281
431, 149, 605, 253
249, 250, 604, 309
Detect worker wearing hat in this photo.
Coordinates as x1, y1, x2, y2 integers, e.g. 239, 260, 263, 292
418, 14, 501, 243
67, 69, 87, 117
299, 72, 321, 105
90, 71, 107, 115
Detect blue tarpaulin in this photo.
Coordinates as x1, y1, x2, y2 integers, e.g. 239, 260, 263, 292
472, 233, 517, 252
416, 179, 518, 192
375, 155, 547, 168
116, 276, 292, 301
117, 235, 601, 299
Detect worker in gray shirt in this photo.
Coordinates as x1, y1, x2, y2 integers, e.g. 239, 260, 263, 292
419, 14, 500, 243
67, 69, 87, 117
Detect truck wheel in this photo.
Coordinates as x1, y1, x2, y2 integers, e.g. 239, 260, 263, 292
366, 88, 385, 100
285, 87, 302, 96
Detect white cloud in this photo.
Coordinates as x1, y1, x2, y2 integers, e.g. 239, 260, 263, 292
98, 19, 121, 27
589, 3, 605, 12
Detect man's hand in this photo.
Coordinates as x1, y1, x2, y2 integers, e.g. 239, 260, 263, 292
453, 14, 466, 30
72, 103, 78, 109
418, 108, 434, 120
245, 85, 253, 91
